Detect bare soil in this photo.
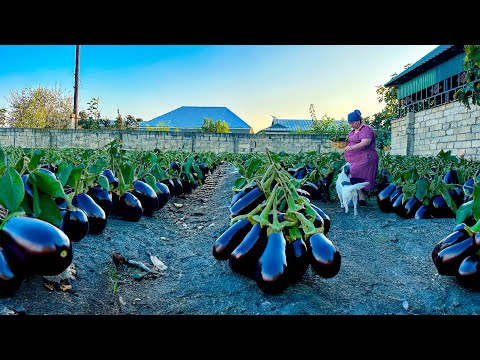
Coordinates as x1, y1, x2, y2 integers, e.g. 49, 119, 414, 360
1, 162, 479, 317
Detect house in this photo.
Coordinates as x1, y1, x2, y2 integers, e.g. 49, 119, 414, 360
258, 118, 347, 135
384, 45, 480, 159
139, 106, 253, 134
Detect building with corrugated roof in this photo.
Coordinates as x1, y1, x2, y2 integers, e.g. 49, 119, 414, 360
139, 106, 253, 134
258, 118, 347, 134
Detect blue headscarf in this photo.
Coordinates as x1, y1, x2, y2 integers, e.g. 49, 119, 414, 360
347, 109, 362, 123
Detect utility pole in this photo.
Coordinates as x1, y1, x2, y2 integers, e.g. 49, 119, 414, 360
73, 45, 80, 129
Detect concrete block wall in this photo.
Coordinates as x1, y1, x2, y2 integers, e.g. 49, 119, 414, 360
0, 128, 332, 154
391, 102, 480, 159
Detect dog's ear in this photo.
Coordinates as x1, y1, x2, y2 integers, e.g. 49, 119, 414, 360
344, 164, 350, 177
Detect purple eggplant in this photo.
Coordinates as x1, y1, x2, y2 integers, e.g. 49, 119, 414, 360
87, 185, 113, 216
155, 182, 170, 209
0, 247, 24, 298
72, 193, 107, 234
59, 207, 89, 242
286, 238, 309, 284
131, 180, 159, 216
112, 192, 143, 222
213, 218, 253, 260
306, 232, 341, 278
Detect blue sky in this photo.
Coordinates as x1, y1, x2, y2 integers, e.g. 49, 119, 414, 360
0, 45, 439, 133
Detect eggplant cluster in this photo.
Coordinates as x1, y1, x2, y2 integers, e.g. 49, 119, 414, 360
0, 216, 73, 298
214, 182, 339, 294
432, 223, 480, 287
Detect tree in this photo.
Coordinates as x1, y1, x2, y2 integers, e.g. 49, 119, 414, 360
6, 84, 72, 128
78, 97, 103, 130
0, 108, 7, 127
454, 45, 480, 109
200, 117, 229, 133
124, 114, 142, 129
114, 108, 123, 129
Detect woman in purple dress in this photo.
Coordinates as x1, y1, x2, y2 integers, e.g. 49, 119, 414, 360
344, 109, 379, 206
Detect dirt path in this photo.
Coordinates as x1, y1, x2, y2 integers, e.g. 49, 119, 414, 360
1, 163, 479, 316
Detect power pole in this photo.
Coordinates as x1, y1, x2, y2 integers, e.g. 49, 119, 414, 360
73, 45, 80, 129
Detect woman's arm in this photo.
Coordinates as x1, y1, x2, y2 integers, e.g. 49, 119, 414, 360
346, 138, 371, 152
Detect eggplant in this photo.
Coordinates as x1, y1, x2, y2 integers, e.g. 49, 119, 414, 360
392, 193, 407, 218
131, 180, 159, 216
197, 162, 210, 178
87, 185, 113, 216
0, 216, 73, 276
228, 222, 268, 278
452, 223, 469, 234
429, 195, 455, 218
306, 233, 341, 278
112, 192, 143, 222
102, 169, 119, 189
431, 230, 471, 263
0, 247, 24, 298
463, 178, 474, 202
59, 207, 89, 242
171, 178, 184, 196
286, 238, 309, 284
180, 174, 193, 194
434, 236, 478, 276
414, 204, 432, 219
449, 188, 464, 208
230, 187, 266, 217
255, 230, 289, 294
456, 254, 480, 287
377, 183, 397, 212
293, 168, 308, 180
213, 218, 253, 260
443, 169, 459, 185
302, 182, 321, 200
40, 163, 58, 173
161, 179, 176, 196
72, 193, 107, 234
170, 161, 181, 173
310, 204, 331, 235
155, 182, 170, 209
403, 196, 422, 219
230, 181, 257, 206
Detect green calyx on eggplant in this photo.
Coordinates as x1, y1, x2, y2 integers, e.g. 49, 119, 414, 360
102, 169, 119, 190
230, 187, 266, 218
59, 207, 89, 242
306, 232, 341, 278
376, 183, 397, 212
131, 180, 159, 216
0, 216, 73, 276
72, 193, 107, 234
228, 222, 268, 279
285, 238, 309, 284
431, 230, 471, 263
433, 236, 478, 276
112, 192, 143, 222
255, 230, 289, 294
154, 182, 170, 209
87, 185, 113, 216
0, 247, 24, 298
213, 218, 253, 260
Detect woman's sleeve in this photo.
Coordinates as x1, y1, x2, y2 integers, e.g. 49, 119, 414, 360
360, 126, 374, 141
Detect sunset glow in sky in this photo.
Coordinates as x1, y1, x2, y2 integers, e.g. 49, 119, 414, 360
0, 45, 439, 132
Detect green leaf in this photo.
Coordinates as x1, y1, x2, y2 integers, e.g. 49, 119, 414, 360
66, 164, 84, 188
13, 156, 27, 174
473, 182, 480, 221
246, 158, 262, 178
36, 192, 62, 227
27, 149, 43, 172
0, 167, 25, 212
456, 200, 473, 224
30, 169, 65, 198
233, 177, 247, 191
56, 162, 73, 187
415, 178, 428, 200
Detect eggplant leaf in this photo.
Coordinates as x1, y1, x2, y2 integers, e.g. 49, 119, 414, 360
27, 149, 44, 172
30, 169, 65, 198
66, 164, 84, 188
56, 162, 73, 187
456, 200, 473, 224
36, 192, 62, 227
0, 167, 25, 212
98, 174, 110, 191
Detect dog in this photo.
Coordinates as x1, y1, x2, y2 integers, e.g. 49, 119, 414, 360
336, 162, 370, 216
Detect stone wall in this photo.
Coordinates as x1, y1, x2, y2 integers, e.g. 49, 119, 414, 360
0, 128, 335, 154
390, 102, 480, 159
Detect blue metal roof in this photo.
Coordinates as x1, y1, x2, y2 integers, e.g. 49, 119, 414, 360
140, 106, 252, 129
260, 119, 346, 132
384, 45, 465, 87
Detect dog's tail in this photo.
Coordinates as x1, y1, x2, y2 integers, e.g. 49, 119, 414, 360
350, 182, 370, 191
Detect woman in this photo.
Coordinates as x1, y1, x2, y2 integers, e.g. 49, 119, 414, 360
344, 109, 379, 206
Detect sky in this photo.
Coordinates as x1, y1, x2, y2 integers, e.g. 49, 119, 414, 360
0, 45, 439, 133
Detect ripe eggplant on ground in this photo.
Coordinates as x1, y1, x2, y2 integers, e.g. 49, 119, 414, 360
230, 187, 266, 218
229, 222, 268, 279
87, 185, 113, 216
255, 230, 289, 294
285, 238, 309, 284
376, 183, 397, 212
112, 192, 143, 222
310, 204, 331, 235
429, 195, 455, 218
456, 254, 480, 288
433, 235, 478, 276
306, 232, 341, 278
0, 216, 73, 276
403, 196, 422, 219
155, 182, 170, 209
103, 169, 119, 189
72, 193, 107, 234
59, 207, 89, 242
414, 204, 432, 219
131, 180, 159, 216
0, 247, 24, 298
431, 230, 471, 263
213, 218, 254, 260
230, 181, 258, 206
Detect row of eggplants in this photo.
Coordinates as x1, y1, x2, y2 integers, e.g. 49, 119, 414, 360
212, 162, 340, 294
0, 158, 215, 298
376, 169, 475, 223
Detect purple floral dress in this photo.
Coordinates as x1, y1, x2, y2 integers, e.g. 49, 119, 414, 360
345, 124, 379, 191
